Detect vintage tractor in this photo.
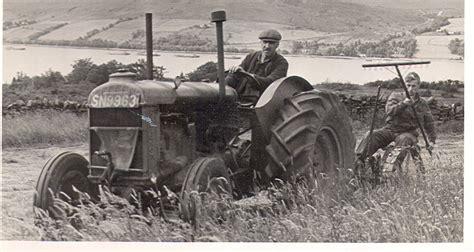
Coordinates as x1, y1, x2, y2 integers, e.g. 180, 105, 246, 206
33, 11, 355, 220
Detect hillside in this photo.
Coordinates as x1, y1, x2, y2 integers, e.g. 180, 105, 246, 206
3, 0, 464, 56
3, 0, 425, 48
3, 0, 422, 30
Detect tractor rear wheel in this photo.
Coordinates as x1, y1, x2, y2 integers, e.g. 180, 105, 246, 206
180, 157, 232, 223
34, 152, 93, 216
265, 90, 355, 190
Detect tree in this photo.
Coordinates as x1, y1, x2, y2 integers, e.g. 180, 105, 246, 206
32, 69, 65, 88
66, 58, 96, 84
401, 38, 418, 58
86, 60, 126, 85
448, 38, 464, 56
10, 72, 33, 89
186, 61, 218, 82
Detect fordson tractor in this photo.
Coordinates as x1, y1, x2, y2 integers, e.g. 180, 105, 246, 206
33, 11, 355, 220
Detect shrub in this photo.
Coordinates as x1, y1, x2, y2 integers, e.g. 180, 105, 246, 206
364, 78, 401, 89
186, 61, 218, 82
448, 39, 464, 56
315, 82, 361, 90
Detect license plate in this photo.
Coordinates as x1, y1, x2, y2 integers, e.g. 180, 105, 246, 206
89, 93, 140, 108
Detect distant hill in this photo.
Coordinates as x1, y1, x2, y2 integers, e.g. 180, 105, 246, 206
3, 0, 422, 30
2, 0, 464, 52
341, 0, 463, 13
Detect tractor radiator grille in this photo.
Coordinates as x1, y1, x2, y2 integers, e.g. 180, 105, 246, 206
89, 108, 143, 171
89, 108, 142, 127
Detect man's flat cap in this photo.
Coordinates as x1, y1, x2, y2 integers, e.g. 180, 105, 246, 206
258, 29, 282, 41
405, 72, 420, 82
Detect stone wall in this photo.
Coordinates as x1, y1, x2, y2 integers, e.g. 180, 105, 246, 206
3, 95, 465, 122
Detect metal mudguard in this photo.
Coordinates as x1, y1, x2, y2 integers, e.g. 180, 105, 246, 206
255, 76, 314, 141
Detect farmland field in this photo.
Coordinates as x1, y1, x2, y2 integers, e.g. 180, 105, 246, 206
90, 18, 330, 52
415, 18, 464, 59
38, 19, 119, 41
444, 18, 464, 33
415, 34, 464, 59
0, 111, 464, 241
3, 21, 69, 41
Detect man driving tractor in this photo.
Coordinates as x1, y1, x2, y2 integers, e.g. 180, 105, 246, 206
197, 29, 289, 153
355, 72, 437, 171
225, 29, 289, 102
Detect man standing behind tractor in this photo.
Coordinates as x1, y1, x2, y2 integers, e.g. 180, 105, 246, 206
225, 29, 289, 102
355, 72, 437, 170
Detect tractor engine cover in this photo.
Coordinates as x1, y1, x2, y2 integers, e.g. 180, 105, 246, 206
88, 71, 237, 109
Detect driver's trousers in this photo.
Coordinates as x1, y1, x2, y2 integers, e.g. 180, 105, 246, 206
356, 127, 419, 161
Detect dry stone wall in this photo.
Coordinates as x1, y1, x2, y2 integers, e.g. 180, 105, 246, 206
338, 94, 464, 122
3, 95, 464, 122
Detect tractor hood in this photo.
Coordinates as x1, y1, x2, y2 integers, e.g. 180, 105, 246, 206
88, 71, 237, 108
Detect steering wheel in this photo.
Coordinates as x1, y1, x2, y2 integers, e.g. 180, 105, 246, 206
227, 70, 263, 107
234, 70, 264, 93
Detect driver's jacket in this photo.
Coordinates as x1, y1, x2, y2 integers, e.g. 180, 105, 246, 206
385, 91, 436, 143
225, 51, 288, 97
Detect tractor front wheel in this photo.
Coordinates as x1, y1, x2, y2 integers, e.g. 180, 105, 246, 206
34, 152, 93, 216
180, 157, 232, 223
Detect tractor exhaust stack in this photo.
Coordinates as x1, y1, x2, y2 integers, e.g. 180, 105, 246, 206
146, 13, 153, 80
211, 10, 226, 102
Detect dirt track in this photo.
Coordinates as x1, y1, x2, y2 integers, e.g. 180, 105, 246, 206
0, 134, 464, 240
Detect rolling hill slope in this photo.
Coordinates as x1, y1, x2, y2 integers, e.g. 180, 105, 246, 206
3, 0, 423, 34
2, 0, 463, 53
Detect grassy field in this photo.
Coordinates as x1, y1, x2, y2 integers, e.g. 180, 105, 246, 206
38, 19, 119, 41
2, 110, 88, 148
444, 18, 464, 33
415, 34, 464, 59
3, 21, 68, 41
31, 148, 463, 242
0, 109, 464, 242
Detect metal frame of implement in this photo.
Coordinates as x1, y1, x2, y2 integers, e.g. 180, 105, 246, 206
362, 61, 432, 156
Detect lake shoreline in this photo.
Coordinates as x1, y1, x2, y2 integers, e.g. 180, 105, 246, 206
3, 43, 464, 84
3, 42, 464, 63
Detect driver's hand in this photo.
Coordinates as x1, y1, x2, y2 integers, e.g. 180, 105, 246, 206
402, 98, 413, 106
427, 141, 435, 152
228, 66, 243, 74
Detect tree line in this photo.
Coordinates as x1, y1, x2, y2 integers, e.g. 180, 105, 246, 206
10, 59, 463, 92
9, 58, 169, 90
292, 34, 418, 58
364, 78, 463, 93
410, 16, 450, 35
3, 19, 37, 30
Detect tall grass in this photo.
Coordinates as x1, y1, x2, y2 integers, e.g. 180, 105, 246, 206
3, 111, 463, 241
2, 110, 87, 148
34, 149, 463, 242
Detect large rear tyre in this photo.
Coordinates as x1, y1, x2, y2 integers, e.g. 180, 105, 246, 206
180, 157, 232, 223
34, 152, 93, 216
265, 90, 355, 189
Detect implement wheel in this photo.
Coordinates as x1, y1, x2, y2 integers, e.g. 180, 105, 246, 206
374, 144, 425, 186
34, 152, 93, 216
180, 157, 232, 223
265, 90, 355, 189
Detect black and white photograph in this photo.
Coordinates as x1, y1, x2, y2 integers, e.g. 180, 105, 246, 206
0, 0, 470, 250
